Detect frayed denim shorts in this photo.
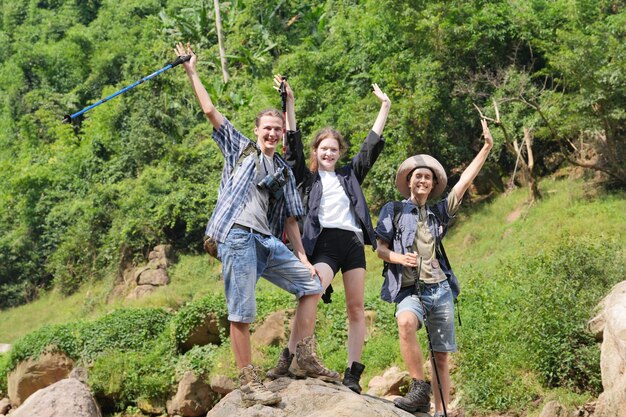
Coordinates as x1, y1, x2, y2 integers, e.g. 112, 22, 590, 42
395, 280, 457, 352
218, 228, 323, 323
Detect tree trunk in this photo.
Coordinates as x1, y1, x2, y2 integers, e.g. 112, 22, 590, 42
213, 0, 229, 83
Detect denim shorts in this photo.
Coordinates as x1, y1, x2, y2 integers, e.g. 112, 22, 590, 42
218, 228, 323, 323
395, 280, 457, 352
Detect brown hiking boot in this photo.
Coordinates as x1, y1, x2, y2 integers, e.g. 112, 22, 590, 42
289, 336, 341, 382
394, 378, 431, 413
238, 365, 281, 407
266, 347, 295, 380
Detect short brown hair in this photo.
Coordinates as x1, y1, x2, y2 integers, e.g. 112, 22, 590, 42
255, 109, 284, 127
309, 127, 348, 172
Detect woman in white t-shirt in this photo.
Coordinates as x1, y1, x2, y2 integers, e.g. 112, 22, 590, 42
266, 76, 390, 394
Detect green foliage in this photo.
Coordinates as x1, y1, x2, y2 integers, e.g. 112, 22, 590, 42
79, 307, 173, 362
171, 293, 228, 350
458, 237, 624, 411
0, 322, 80, 393
515, 238, 621, 393
2, 0, 624, 309
175, 343, 220, 380
88, 336, 177, 410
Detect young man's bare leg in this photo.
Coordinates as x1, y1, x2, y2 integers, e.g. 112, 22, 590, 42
394, 311, 432, 413
230, 322, 251, 369
431, 351, 451, 414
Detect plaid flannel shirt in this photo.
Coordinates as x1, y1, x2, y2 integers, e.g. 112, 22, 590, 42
204, 118, 304, 243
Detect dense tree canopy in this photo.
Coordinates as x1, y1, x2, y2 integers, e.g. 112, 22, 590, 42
0, 0, 624, 307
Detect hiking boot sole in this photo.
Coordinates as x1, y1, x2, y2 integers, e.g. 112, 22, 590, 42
393, 399, 430, 413
266, 369, 295, 380
289, 363, 340, 382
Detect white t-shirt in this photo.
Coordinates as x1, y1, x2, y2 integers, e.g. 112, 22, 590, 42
318, 170, 363, 240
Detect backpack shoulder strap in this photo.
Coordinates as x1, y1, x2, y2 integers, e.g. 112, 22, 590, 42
231, 142, 260, 179
382, 201, 404, 278
391, 201, 403, 231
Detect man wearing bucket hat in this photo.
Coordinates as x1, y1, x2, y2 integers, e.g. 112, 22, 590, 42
375, 119, 493, 416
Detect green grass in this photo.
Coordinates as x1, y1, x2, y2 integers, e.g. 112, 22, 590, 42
0, 175, 624, 415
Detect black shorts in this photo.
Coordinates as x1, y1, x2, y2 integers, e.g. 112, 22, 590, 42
311, 228, 366, 276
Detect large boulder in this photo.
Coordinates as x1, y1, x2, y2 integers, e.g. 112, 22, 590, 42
7, 351, 75, 407
10, 377, 102, 417
179, 312, 229, 351
210, 375, 236, 395
148, 244, 174, 269
538, 400, 567, 417
167, 371, 217, 417
0, 398, 10, 415
207, 377, 421, 417
126, 284, 158, 300
251, 310, 291, 348
136, 267, 170, 286
366, 367, 411, 398
592, 281, 626, 417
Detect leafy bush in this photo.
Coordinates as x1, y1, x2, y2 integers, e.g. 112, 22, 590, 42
515, 238, 622, 393
79, 308, 173, 363
88, 335, 176, 411
0, 323, 81, 393
458, 237, 625, 411
175, 344, 220, 381
171, 294, 228, 350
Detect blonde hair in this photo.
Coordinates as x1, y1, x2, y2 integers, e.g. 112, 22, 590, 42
309, 128, 348, 172
255, 109, 284, 126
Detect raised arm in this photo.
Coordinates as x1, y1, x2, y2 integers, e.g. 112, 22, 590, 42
274, 75, 296, 131
275, 75, 309, 185
452, 118, 494, 201
371, 83, 391, 136
352, 84, 390, 183
176, 42, 224, 130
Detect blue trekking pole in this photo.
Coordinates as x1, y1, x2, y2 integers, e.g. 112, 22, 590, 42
62, 55, 191, 123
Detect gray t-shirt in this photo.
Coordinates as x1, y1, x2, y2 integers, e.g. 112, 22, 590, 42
234, 153, 275, 236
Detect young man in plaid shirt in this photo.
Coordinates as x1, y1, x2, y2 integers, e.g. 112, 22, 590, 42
176, 43, 339, 408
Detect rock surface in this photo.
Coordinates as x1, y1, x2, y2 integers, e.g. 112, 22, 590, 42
207, 377, 422, 417
538, 400, 567, 417
167, 371, 217, 417
251, 310, 290, 348
0, 398, 10, 415
10, 378, 102, 417
366, 366, 412, 397
210, 375, 236, 395
179, 312, 229, 351
7, 351, 75, 407
593, 280, 626, 417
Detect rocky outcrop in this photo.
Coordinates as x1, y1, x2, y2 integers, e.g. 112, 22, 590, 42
251, 310, 293, 348
179, 312, 229, 351
167, 371, 217, 417
126, 244, 174, 300
591, 281, 626, 417
0, 398, 10, 415
10, 376, 102, 417
207, 377, 420, 417
538, 400, 567, 417
210, 375, 236, 395
7, 351, 75, 407
366, 367, 411, 398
